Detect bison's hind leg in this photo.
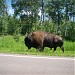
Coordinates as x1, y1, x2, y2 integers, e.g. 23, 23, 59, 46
60, 46, 64, 53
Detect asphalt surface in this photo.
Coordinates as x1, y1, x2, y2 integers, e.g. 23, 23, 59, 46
0, 54, 75, 75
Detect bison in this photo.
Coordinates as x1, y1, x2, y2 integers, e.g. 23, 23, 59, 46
24, 31, 64, 52
25, 31, 46, 50
43, 33, 64, 52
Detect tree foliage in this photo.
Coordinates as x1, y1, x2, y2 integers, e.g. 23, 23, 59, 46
0, 0, 7, 16
11, 0, 40, 34
0, 0, 75, 41
0, 0, 7, 35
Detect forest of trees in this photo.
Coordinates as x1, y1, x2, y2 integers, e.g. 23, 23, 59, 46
0, 0, 75, 41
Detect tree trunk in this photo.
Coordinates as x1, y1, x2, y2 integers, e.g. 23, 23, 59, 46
41, 0, 44, 27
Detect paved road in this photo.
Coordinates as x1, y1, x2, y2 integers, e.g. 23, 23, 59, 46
0, 54, 75, 75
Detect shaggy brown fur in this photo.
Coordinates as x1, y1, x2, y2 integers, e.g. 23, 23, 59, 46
24, 31, 64, 52
31, 31, 46, 51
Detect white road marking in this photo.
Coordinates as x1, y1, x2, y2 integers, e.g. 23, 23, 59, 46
0, 54, 75, 61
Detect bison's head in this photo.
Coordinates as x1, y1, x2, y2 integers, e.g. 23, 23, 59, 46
24, 34, 33, 49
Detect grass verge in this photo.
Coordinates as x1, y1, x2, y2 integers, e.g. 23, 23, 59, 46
0, 35, 75, 57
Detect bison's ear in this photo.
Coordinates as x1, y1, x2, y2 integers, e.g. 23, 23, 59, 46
25, 33, 30, 38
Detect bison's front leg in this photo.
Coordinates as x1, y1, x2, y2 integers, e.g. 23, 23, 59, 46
37, 43, 44, 52
50, 48, 52, 50
38, 46, 44, 52
53, 47, 57, 52
38, 40, 44, 52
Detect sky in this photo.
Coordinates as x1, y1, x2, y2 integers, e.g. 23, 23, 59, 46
6, 0, 14, 16
6, 0, 49, 16
6, 0, 42, 16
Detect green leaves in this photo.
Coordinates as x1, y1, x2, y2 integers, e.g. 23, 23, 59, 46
0, 0, 7, 16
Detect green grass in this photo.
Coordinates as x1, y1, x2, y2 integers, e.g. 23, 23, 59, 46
0, 35, 75, 57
